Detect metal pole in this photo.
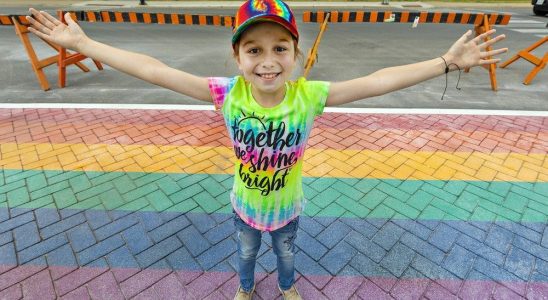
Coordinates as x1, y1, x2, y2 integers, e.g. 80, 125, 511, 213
139, 0, 147, 5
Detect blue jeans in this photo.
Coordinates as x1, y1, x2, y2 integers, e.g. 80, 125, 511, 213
233, 212, 299, 292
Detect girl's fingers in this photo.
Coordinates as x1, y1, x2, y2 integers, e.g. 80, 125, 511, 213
29, 8, 50, 27
64, 12, 76, 26
472, 29, 496, 45
29, 8, 56, 30
480, 48, 508, 59
28, 9, 49, 29
38, 10, 57, 28
25, 15, 52, 35
458, 30, 473, 44
478, 58, 501, 65
27, 25, 52, 42
479, 34, 506, 49
43, 10, 62, 26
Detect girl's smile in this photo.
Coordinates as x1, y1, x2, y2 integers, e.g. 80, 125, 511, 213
256, 72, 281, 80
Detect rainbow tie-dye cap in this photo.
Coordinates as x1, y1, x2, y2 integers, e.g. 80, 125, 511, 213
232, 0, 299, 46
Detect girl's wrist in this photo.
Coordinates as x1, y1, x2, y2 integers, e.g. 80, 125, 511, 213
75, 35, 90, 53
441, 54, 459, 72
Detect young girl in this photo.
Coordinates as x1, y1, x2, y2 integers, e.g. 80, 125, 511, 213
26, 1, 506, 299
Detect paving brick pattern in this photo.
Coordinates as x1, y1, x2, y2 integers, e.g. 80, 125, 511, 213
0, 108, 547, 299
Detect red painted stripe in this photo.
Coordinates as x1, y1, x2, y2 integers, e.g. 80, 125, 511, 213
0, 109, 545, 152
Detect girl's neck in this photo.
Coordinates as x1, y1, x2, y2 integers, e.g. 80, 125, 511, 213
251, 85, 286, 108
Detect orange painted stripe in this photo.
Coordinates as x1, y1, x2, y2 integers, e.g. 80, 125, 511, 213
224, 16, 233, 27
199, 15, 206, 25
129, 12, 137, 23
114, 12, 122, 23
419, 11, 428, 23
370, 11, 378, 22
500, 14, 511, 25
447, 12, 456, 24
489, 13, 498, 25
143, 13, 151, 24
460, 13, 470, 24
212, 15, 220, 26
331, 11, 339, 22
317, 11, 325, 22
303, 12, 310, 22
184, 14, 192, 25
171, 13, 179, 25
400, 12, 409, 23
384, 11, 393, 22
433, 12, 441, 23
474, 14, 484, 26
0, 15, 12, 25
356, 11, 364, 22
101, 11, 110, 22
87, 12, 96, 22
342, 11, 350, 22
157, 13, 165, 24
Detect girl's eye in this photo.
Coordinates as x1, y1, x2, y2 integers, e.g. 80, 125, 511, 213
247, 48, 260, 54
275, 46, 287, 52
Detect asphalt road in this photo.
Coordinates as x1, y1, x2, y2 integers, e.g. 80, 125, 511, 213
1, 6, 546, 110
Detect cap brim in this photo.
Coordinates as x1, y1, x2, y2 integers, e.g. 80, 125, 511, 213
232, 15, 298, 46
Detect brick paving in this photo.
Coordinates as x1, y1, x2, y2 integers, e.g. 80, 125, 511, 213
0, 107, 547, 299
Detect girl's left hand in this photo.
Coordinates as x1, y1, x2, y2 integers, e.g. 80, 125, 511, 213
443, 29, 507, 70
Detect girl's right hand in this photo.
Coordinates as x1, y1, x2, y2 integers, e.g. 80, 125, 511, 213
26, 8, 88, 51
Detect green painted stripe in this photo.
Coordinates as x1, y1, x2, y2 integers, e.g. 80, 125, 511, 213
1, 169, 546, 223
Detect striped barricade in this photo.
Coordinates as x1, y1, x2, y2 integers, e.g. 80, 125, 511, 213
500, 36, 547, 85
303, 11, 511, 25
73, 10, 234, 26
0, 11, 235, 91
0, 11, 234, 26
302, 11, 512, 91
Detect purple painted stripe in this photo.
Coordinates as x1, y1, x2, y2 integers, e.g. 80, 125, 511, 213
0, 265, 546, 299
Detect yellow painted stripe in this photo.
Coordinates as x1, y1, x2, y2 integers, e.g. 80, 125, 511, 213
0, 143, 546, 181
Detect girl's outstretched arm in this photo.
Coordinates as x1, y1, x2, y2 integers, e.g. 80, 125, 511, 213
325, 29, 507, 107
26, 8, 212, 102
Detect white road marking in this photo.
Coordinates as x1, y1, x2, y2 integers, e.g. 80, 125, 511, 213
0, 103, 546, 116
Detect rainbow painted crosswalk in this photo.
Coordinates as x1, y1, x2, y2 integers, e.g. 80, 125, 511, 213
0, 107, 546, 299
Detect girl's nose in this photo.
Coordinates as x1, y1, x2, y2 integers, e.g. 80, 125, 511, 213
260, 52, 276, 68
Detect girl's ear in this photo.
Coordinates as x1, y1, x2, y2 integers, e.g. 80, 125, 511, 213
234, 54, 243, 71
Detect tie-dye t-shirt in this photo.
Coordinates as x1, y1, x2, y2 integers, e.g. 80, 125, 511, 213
208, 76, 330, 231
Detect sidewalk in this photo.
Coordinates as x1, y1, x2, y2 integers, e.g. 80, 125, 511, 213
0, 104, 546, 299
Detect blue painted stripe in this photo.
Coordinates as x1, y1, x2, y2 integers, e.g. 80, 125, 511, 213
1, 207, 546, 283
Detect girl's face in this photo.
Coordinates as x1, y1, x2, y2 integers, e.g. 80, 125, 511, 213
235, 22, 297, 101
